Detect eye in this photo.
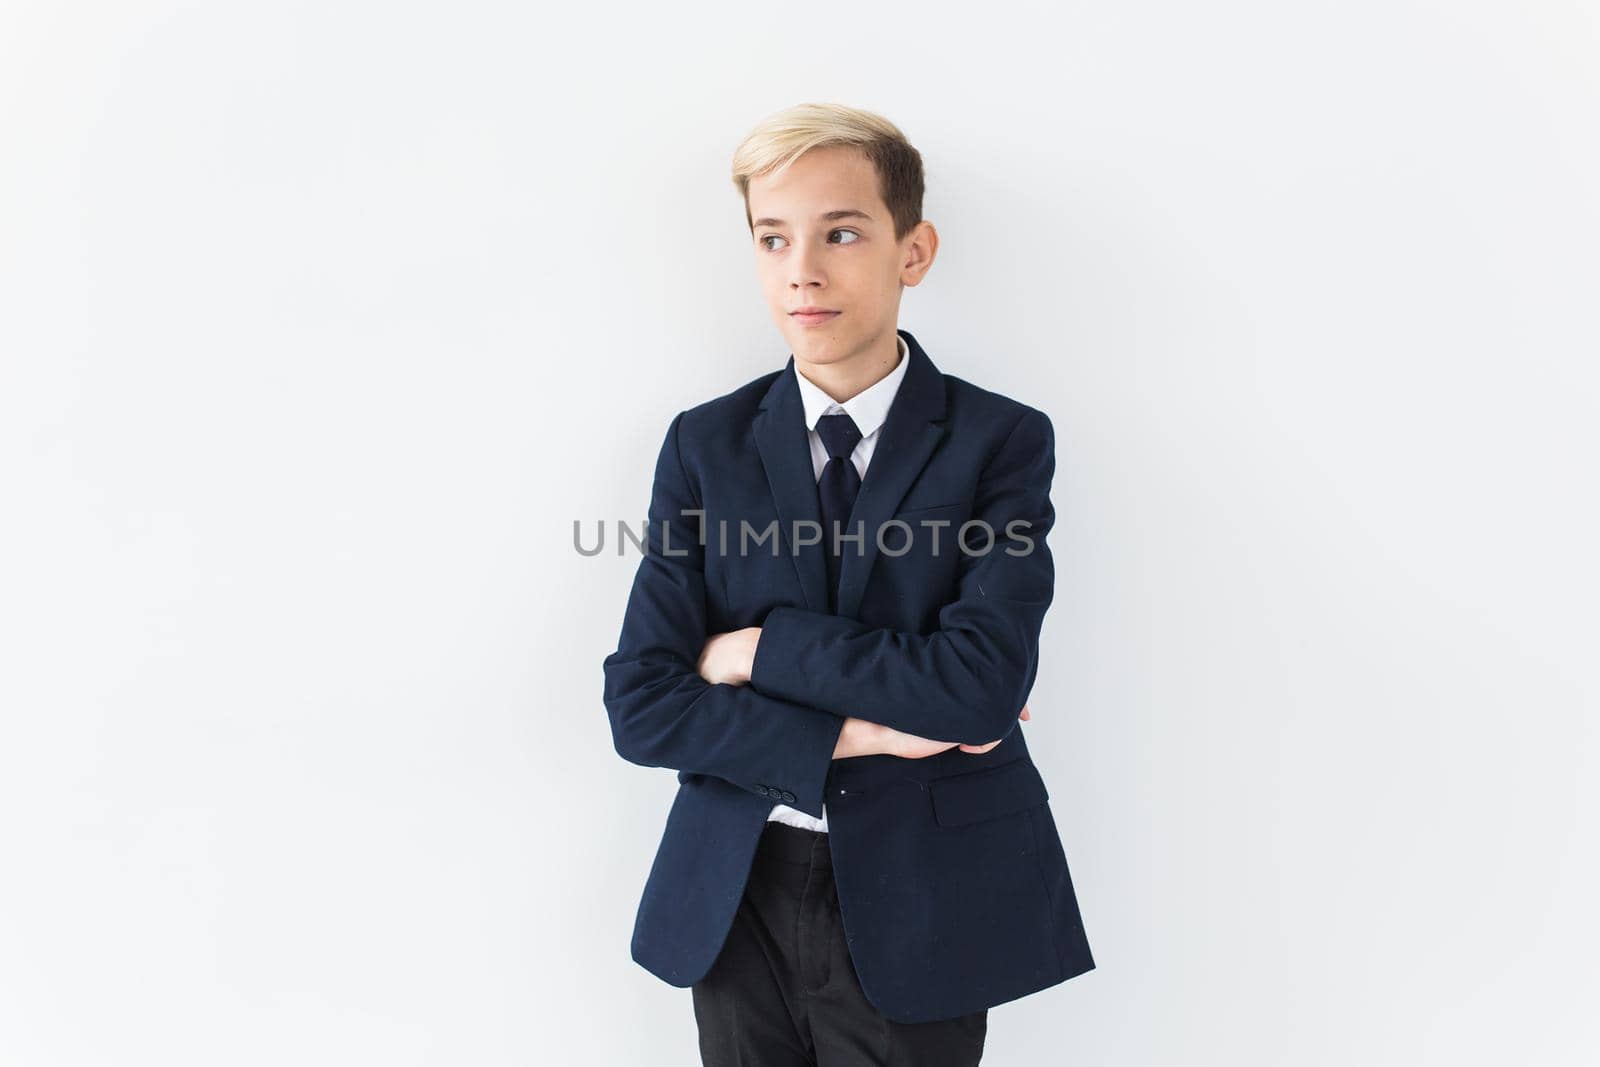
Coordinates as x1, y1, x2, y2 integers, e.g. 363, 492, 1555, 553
758, 229, 860, 252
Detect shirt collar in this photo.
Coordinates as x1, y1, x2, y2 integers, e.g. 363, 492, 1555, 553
792, 332, 910, 439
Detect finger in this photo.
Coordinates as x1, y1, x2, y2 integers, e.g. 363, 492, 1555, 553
1019, 703, 1031, 721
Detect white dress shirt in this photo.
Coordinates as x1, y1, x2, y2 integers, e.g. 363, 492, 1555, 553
766, 332, 911, 833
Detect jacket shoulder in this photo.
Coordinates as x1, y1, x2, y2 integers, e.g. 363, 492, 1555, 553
672, 366, 782, 446
941, 372, 1052, 434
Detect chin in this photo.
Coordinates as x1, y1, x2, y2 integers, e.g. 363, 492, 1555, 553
789, 330, 851, 361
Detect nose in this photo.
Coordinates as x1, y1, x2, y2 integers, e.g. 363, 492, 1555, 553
787, 240, 826, 291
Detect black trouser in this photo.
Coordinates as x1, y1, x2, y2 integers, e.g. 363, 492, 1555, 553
691, 821, 988, 1066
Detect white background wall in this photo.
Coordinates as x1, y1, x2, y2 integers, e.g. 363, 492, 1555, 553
2, 1, 1596, 1063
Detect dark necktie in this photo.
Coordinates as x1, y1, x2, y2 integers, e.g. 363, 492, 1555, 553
815, 412, 864, 614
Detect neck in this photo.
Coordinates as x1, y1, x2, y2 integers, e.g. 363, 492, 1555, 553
795, 332, 902, 405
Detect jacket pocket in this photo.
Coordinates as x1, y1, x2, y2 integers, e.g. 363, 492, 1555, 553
929, 758, 1050, 828
893, 500, 966, 517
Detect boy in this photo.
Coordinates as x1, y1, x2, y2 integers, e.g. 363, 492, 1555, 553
602, 102, 1094, 1066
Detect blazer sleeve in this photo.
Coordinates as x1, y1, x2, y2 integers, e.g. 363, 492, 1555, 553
601, 410, 847, 818
748, 407, 1056, 748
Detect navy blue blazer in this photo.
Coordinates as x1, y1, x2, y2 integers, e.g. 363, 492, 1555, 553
601, 328, 1095, 1024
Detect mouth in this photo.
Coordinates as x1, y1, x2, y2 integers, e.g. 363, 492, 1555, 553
790, 308, 841, 327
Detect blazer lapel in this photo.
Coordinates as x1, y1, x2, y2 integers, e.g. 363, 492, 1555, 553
753, 362, 830, 612
753, 328, 949, 619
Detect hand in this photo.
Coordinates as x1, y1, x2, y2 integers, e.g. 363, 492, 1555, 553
956, 702, 1030, 754
833, 703, 1032, 760
696, 627, 761, 686
833, 717, 958, 760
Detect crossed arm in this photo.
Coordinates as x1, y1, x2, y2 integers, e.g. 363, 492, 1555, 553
600, 406, 1057, 814
695, 627, 1031, 757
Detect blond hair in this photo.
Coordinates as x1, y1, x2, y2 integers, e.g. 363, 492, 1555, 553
730, 102, 925, 242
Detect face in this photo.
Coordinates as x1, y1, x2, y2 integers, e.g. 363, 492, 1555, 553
746, 145, 936, 369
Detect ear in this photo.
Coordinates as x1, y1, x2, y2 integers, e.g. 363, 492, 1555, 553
901, 220, 939, 286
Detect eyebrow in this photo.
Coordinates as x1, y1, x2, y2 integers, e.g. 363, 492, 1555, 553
751, 208, 874, 229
